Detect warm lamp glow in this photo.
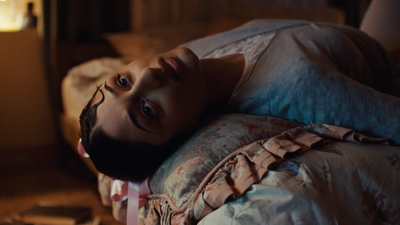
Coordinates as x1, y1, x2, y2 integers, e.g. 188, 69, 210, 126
0, 0, 20, 31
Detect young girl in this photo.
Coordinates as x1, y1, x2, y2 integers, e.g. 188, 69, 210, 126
79, 19, 400, 181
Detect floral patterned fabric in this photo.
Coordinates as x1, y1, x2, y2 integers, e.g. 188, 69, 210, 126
139, 114, 396, 225
198, 141, 400, 225
149, 114, 302, 206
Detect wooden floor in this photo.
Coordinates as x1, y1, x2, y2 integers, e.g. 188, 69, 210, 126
0, 145, 125, 225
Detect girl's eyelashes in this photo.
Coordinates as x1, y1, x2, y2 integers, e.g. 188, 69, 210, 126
116, 74, 130, 87
141, 99, 156, 119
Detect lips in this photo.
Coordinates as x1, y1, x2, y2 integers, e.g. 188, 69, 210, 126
158, 57, 182, 81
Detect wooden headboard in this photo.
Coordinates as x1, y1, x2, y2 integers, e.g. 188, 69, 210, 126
130, 0, 345, 31
130, 0, 211, 31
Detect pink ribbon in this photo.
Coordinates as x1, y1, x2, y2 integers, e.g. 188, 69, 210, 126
110, 178, 151, 225
77, 139, 151, 225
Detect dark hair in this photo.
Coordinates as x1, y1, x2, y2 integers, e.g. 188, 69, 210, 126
79, 86, 193, 181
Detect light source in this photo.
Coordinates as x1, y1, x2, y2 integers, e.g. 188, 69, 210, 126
0, 0, 19, 31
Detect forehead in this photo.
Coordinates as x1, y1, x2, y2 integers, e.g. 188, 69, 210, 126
89, 83, 167, 146
90, 85, 104, 109
92, 85, 123, 135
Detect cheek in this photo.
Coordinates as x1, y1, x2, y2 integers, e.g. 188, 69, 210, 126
176, 85, 206, 109
163, 88, 206, 127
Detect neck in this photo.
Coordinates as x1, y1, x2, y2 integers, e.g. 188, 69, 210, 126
199, 54, 245, 111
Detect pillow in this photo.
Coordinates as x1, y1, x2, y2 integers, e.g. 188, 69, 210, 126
143, 114, 390, 224
149, 114, 302, 207
104, 21, 207, 59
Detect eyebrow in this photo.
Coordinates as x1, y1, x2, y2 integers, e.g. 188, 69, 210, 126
104, 80, 119, 96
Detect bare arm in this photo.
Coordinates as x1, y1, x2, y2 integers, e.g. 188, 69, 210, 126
360, 0, 400, 52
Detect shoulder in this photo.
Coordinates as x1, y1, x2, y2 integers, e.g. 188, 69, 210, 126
181, 19, 312, 58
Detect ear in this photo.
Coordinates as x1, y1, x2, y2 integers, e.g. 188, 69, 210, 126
77, 138, 90, 158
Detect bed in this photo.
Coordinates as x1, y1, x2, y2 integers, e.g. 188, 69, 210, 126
60, 0, 345, 174
59, 1, 400, 225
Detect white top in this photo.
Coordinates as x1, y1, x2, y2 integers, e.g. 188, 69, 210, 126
204, 32, 277, 85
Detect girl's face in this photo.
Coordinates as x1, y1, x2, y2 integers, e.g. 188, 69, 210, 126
91, 47, 208, 146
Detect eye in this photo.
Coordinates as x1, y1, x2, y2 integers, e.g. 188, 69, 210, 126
116, 74, 129, 87
141, 99, 156, 119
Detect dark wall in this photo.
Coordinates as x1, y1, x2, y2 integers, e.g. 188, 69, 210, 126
54, 0, 371, 43
57, 0, 130, 43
